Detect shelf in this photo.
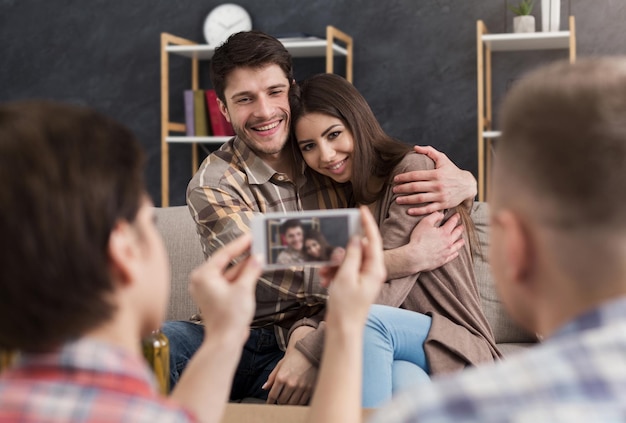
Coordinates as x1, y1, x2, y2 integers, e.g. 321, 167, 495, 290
167, 38, 349, 60
476, 16, 576, 202
482, 31, 571, 52
166, 136, 232, 144
483, 131, 502, 139
160, 26, 354, 206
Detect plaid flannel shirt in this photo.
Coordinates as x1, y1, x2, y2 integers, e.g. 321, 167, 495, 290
370, 296, 626, 423
0, 339, 196, 422
187, 136, 350, 352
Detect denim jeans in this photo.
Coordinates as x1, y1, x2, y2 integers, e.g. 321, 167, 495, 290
362, 304, 433, 407
162, 321, 284, 401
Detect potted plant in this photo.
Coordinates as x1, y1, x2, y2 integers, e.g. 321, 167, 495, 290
509, 0, 536, 33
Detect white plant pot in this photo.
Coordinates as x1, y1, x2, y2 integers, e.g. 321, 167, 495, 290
513, 15, 536, 33
542, 0, 561, 32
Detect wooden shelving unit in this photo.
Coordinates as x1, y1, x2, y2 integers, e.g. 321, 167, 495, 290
160, 26, 353, 206
476, 16, 576, 201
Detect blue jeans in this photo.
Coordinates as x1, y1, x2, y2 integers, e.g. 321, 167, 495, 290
162, 321, 284, 401
362, 304, 432, 407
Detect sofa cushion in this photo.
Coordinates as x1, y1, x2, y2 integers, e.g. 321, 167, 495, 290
471, 202, 537, 344
154, 206, 205, 321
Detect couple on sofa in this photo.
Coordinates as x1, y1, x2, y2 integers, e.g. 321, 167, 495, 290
3, 30, 626, 423
164, 29, 499, 409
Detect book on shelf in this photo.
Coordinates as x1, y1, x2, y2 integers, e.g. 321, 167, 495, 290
183, 90, 195, 136
193, 90, 209, 136
205, 89, 235, 136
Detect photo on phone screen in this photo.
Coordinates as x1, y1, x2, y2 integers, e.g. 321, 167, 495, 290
251, 209, 361, 270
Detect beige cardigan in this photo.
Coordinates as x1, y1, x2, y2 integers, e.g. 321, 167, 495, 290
372, 152, 501, 374
296, 152, 500, 373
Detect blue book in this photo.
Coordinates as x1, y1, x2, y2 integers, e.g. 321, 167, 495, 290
183, 90, 195, 136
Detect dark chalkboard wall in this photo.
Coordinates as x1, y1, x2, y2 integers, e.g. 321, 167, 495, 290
1, 0, 624, 205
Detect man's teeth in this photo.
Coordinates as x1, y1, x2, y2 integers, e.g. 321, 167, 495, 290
256, 121, 280, 131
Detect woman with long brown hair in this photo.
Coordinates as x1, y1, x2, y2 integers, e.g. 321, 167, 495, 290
303, 229, 345, 263
291, 73, 501, 407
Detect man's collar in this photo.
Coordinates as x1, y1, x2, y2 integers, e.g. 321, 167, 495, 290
551, 296, 626, 340
232, 136, 306, 186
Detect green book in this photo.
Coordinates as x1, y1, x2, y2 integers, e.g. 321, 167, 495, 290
193, 90, 209, 136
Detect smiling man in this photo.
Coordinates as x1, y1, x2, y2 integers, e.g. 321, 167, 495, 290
276, 219, 305, 265
164, 30, 479, 405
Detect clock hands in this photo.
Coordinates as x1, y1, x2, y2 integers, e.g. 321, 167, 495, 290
225, 17, 248, 29
204, 5, 251, 45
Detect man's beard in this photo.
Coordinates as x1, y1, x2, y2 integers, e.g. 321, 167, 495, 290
231, 114, 289, 156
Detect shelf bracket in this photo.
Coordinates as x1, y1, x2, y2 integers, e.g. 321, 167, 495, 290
326, 26, 353, 83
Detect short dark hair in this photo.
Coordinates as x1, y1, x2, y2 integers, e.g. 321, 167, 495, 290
279, 219, 302, 235
0, 100, 146, 352
210, 30, 294, 103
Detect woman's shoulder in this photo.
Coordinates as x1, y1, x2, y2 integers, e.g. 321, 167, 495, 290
392, 151, 435, 175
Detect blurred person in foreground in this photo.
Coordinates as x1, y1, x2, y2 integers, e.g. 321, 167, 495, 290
310, 57, 626, 422
0, 99, 387, 423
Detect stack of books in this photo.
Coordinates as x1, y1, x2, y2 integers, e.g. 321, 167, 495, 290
183, 89, 235, 137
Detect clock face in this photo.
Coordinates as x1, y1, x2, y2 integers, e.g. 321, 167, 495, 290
203, 3, 252, 47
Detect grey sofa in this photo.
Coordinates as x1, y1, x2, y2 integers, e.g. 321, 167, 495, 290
154, 202, 537, 356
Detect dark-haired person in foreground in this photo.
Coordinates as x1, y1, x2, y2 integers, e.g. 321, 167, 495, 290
0, 100, 388, 423
312, 57, 626, 422
0, 100, 263, 423
166, 29, 478, 405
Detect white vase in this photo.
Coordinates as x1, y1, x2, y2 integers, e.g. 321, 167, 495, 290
513, 15, 536, 33
542, 0, 561, 32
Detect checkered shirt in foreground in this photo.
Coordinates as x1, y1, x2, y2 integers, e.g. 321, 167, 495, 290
0, 339, 196, 422
370, 296, 626, 423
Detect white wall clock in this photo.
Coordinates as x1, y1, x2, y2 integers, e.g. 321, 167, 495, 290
203, 3, 252, 47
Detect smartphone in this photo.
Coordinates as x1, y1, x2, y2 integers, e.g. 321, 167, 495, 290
251, 209, 362, 270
